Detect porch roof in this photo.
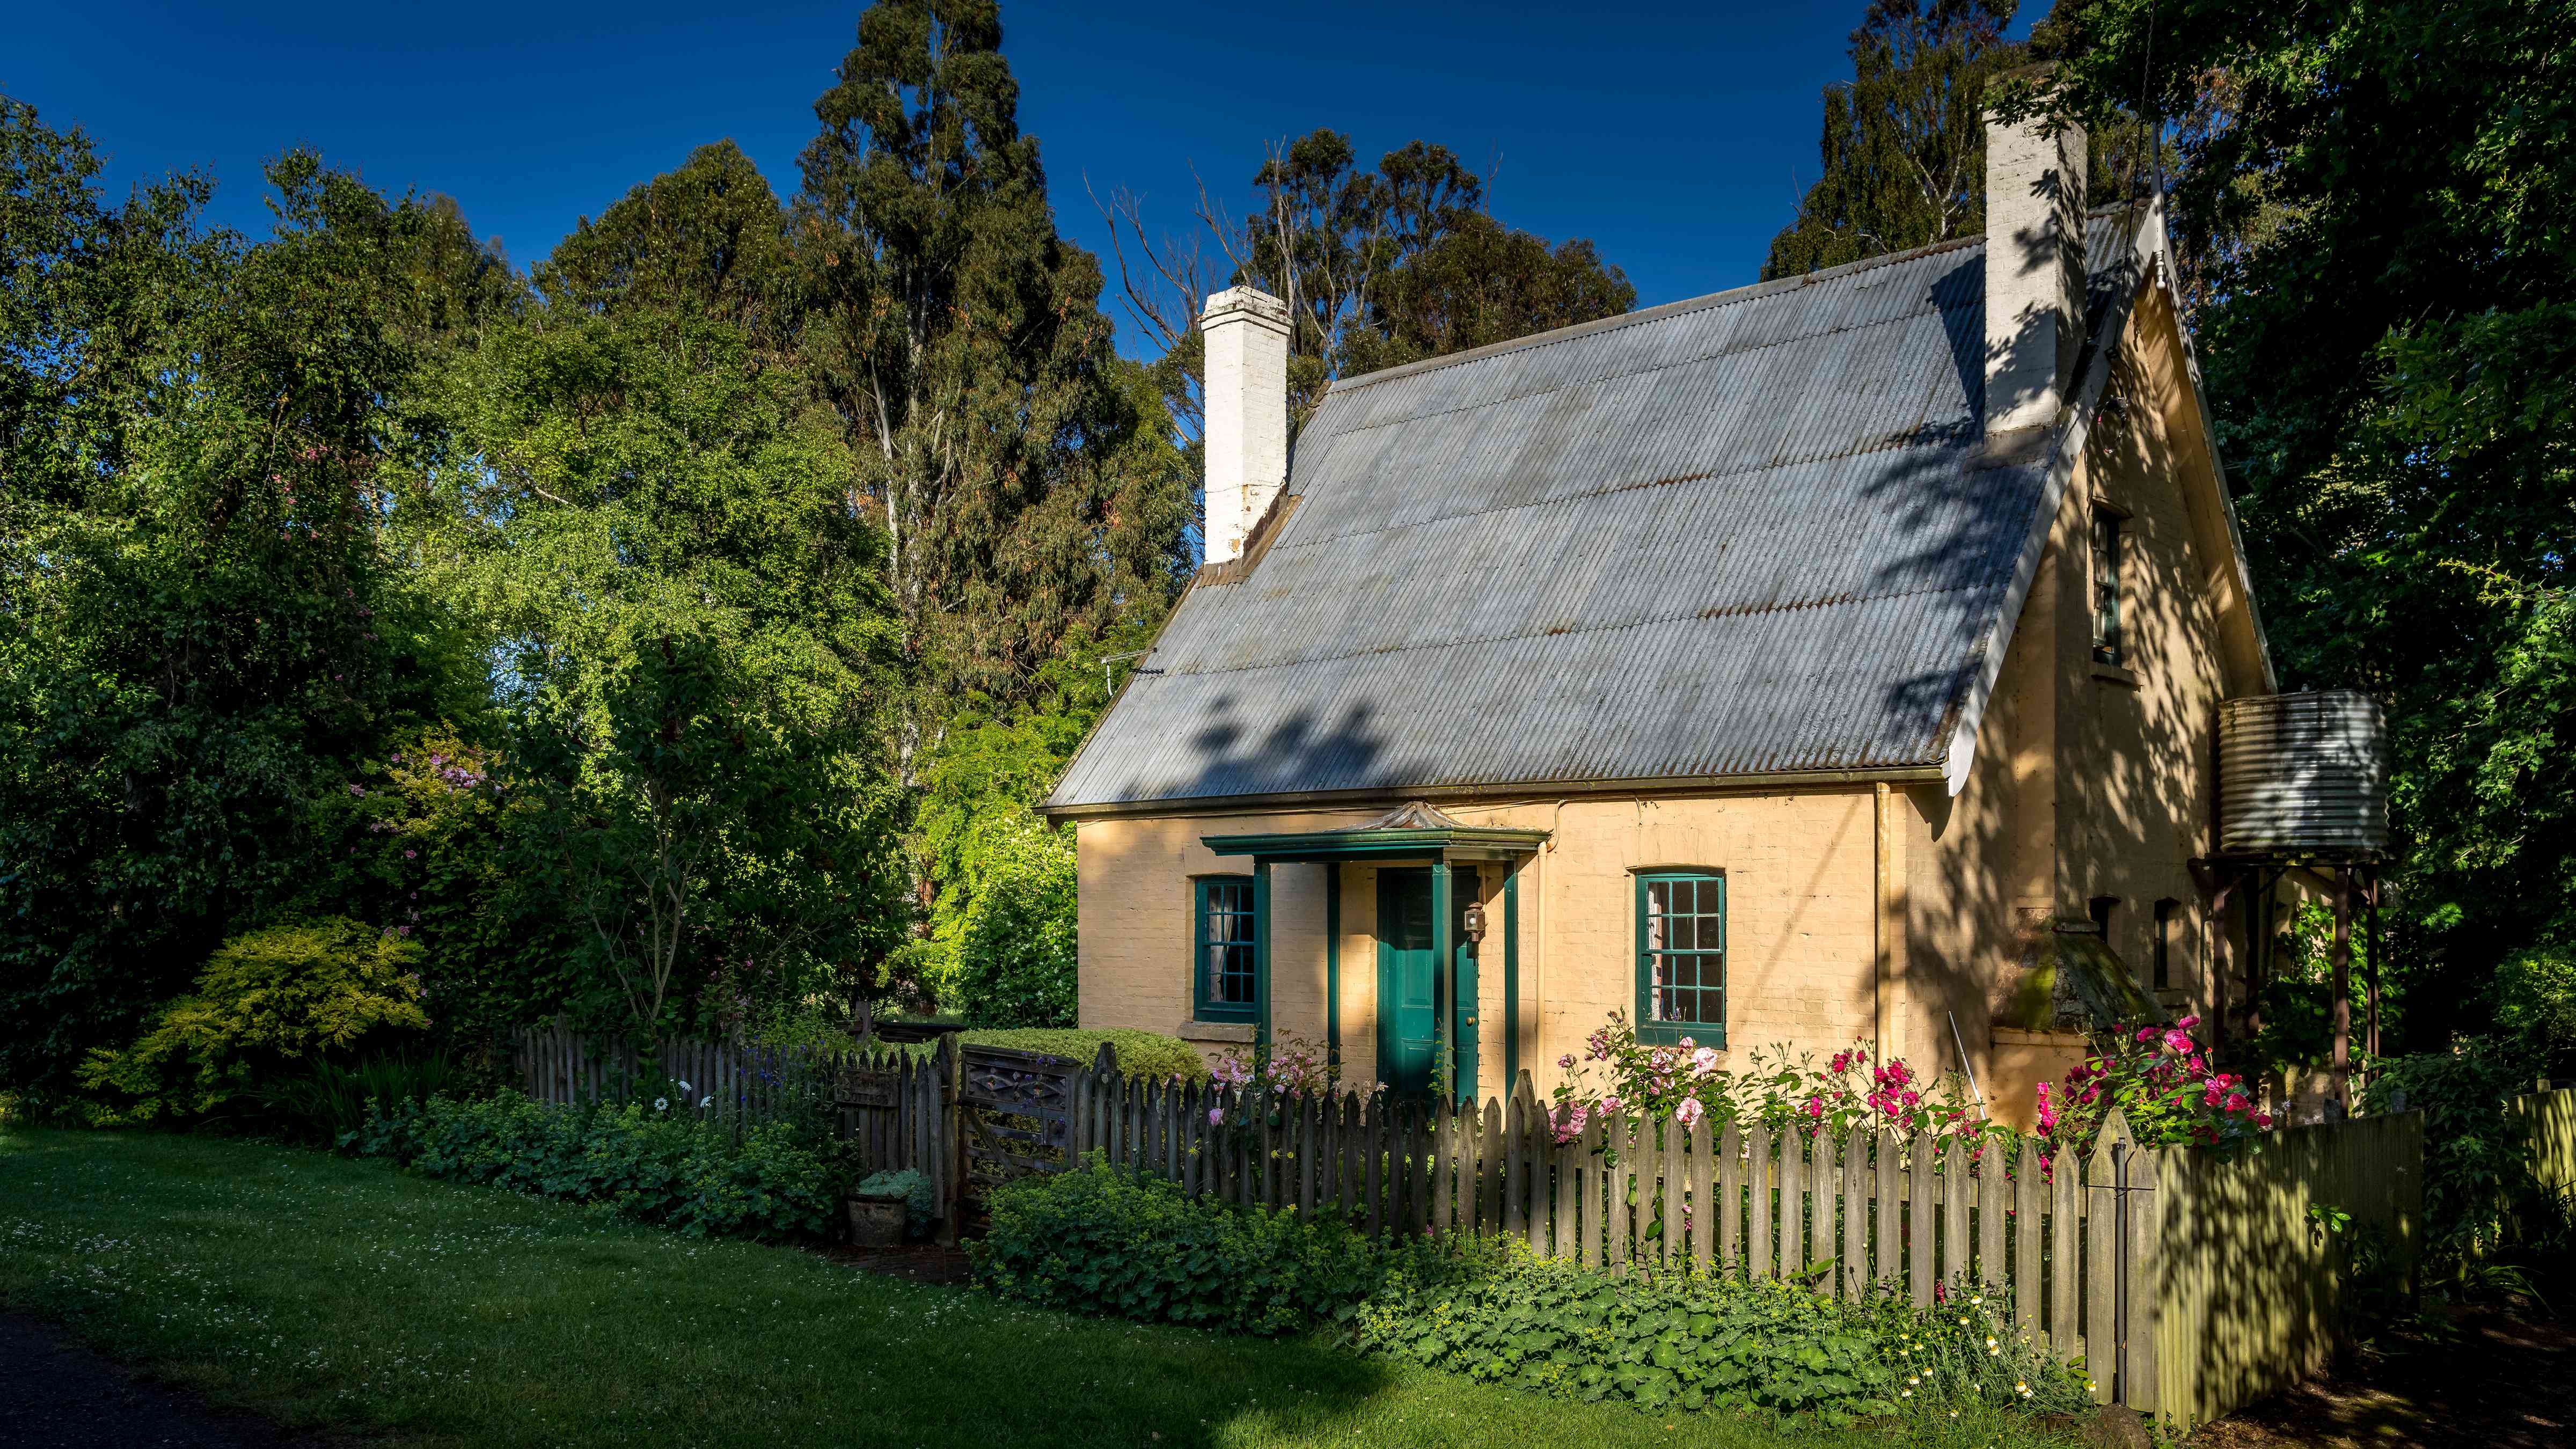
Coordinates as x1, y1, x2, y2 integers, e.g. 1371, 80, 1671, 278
1199, 800, 1547, 863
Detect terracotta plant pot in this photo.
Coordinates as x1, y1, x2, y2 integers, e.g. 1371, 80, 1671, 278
845, 1196, 905, 1248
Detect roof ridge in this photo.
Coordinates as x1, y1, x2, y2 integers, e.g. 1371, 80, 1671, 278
1324, 233, 1986, 398
1153, 574, 1996, 684
1324, 205, 2149, 401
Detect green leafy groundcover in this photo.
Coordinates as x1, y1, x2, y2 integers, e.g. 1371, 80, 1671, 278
976, 1159, 2091, 1426
355, 1091, 839, 1240
973, 1153, 1391, 1334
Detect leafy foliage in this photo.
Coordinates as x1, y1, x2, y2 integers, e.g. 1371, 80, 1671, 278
409, 288, 909, 1040
2031, 0, 2576, 1050
255, 1046, 457, 1143
942, 804, 1075, 1026
2359, 1039, 2542, 1256
77, 918, 429, 1123
853, 1167, 937, 1235
980, 1158, 2089, 1426
1352, 1241, 2085, 1424
1546, 1016, 1988, 1147
0, 101, 503, 1097
1764, 2, 2022, 279
950, 1028, 1209, 1084
793, 0, 1184, 709
354, 1089, 841, 1240
972, 1154, 1399, 1335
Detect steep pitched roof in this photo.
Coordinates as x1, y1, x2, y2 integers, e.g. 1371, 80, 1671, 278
1046, 209, 2161, 815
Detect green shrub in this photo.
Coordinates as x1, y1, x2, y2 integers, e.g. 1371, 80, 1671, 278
973, 1155, 1395, 1334
257, 1048, 456, 1143
2494, 947, 2576, 1074
949, 821, 1078, 1027
355, 1091, 839, 1240
78, 918, 429, 1123
855, 1168, 938, 1235
2362, 1037, 2544, 1255
1350, 1241, 2087, 1425
957, 1029, 1209, 1084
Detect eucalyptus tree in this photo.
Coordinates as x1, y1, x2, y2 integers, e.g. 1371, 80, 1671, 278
790, 0, 1181, 724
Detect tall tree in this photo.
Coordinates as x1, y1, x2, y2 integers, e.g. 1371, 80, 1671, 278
538, 140, 793, 349
1763, 1, 2024, 279
1097, 130, 1634, 465
0, 100, 504, 1094
791, 0, 1182, 721
2031, 0, 2576, 1059
404, 262, 910, 1036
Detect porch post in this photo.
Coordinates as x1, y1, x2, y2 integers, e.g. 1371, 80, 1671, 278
1254, 859, 1274, 1050
1325, 865, 1342, 1069
1431, 861, 1455, 1101
1503, 865, 1521, 1092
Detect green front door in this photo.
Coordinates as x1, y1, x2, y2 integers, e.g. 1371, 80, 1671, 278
1377, 870, 1472, 1099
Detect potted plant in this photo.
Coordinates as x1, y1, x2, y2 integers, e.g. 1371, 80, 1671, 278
847, 1169, 931, 1247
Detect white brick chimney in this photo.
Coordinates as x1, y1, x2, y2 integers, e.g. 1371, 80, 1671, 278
1199, 286, 1291, 566
1984, 105, 2088, 435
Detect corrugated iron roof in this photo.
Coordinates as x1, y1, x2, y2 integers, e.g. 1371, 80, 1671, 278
1048, 211, 2151, 812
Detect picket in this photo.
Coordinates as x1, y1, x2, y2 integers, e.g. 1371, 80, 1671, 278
2015, 1147, 2044, 1331
1779, 1129, 1804, 1280
1746, 1123, 1771, 1278
1942, 1139, 1971, 1288
1978, 1153, 2007, 1292
1687, 1121, 1714, 1267
2084, 1131, 2119, 1402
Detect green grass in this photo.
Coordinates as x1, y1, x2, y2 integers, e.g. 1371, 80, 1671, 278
0, 1128, 2082, 1449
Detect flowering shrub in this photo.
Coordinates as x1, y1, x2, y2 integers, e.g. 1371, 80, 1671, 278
1205, 1031, 1380, 1125
2037, 1016, 2269, 1162
353, 1089, 841, 1239
1546, 1013, 1987, 1147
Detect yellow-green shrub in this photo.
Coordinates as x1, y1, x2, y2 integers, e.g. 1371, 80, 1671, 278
78, 917, 428, 1123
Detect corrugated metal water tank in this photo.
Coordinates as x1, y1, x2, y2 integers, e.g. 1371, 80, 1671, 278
2217, 692, 2390, 857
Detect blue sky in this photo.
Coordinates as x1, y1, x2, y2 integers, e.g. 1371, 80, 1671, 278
11, 2, 2032, 356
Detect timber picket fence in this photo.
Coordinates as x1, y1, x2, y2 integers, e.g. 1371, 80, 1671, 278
513, 1024, 2497, 1430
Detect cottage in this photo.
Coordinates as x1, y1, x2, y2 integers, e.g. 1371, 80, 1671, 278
1039, 108, 2275, 1122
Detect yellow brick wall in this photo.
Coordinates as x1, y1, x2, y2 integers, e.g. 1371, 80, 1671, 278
1073, 789, 1885, 1100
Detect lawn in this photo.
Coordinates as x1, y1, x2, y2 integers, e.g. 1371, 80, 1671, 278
0, 1128, 2085, 1449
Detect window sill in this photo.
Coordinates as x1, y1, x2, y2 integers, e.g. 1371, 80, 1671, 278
1632, 1025, 1725, 1050
2090, 662, 2141, 688
1178, 1019, 1256, 1044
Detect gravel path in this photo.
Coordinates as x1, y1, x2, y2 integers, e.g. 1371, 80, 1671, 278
0, 1313, 327, 1448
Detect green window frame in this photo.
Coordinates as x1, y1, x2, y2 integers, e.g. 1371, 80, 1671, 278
1193, 875, 1259, 1021
1635, 872, 1725, 1045
2091, 510, 2126, 666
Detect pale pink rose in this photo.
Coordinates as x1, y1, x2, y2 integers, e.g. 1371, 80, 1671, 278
1675, 1097, 1706, 1128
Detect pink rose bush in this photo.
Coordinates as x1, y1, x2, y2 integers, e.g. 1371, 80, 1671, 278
2035, 1016, 2270, 1166
1546, 1012, 1991, 1147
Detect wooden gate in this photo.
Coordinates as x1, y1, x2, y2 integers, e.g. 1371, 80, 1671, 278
955, 1043, 1089, 1214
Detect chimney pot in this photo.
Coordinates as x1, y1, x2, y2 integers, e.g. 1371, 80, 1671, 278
1199, 286, 1291, 566
1984, 104, 2088, 435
